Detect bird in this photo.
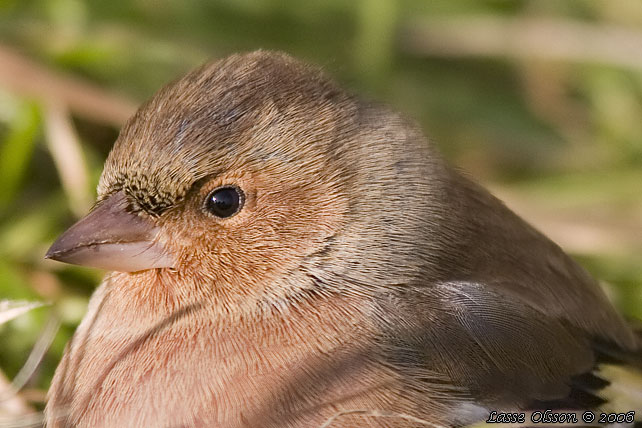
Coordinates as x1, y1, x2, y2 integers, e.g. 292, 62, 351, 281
44, 51, 641, 427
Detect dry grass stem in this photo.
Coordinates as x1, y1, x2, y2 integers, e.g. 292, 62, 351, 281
0, 44, 136, 125
402, 17, 642, 71
0, 412, 45, 428
1, 314, 60, 403
0, 302, 44, 326
490, 185, 642, 255
44, 101, 92, 217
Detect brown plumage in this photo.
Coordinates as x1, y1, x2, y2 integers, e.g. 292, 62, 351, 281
45, 51, 641, 427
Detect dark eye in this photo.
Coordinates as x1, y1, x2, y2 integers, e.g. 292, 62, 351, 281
204, 186, 243, 218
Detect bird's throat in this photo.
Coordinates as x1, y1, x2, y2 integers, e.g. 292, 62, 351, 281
47, 275, 400, 427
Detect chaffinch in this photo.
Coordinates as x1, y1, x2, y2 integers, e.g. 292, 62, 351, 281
45, 51, 641, 427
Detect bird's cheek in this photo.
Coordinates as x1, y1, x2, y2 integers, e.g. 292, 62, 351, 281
150, 217, 230, 271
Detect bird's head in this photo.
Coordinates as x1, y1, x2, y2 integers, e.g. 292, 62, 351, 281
47, 51, 443, 308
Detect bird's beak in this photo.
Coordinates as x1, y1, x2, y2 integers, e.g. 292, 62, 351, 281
45, 191, 175, 272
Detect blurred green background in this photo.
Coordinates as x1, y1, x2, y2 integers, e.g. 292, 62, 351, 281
0, 0, 641, 419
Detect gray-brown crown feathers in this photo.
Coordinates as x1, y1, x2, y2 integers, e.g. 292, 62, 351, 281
98, 51, 357, 215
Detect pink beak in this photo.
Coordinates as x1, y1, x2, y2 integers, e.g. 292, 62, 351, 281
46, 191, 175, 272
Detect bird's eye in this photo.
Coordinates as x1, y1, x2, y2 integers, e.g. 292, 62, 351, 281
204, 186, 244, 218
